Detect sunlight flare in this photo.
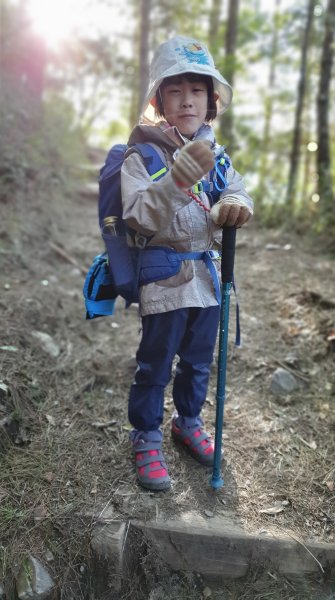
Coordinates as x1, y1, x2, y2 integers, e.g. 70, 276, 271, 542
28, 0, 79, 48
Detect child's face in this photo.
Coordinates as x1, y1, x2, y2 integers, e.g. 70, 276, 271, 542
160, 77, 209, 136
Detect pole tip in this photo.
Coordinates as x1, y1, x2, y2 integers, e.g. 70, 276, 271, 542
210, 476, 224, 490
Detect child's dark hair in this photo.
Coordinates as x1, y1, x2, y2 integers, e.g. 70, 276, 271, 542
155, 73, 217, 122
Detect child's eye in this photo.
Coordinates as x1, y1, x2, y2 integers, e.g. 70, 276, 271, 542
193, 88, 206, 93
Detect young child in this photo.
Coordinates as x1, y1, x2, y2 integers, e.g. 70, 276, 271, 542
121, 36, 253, 491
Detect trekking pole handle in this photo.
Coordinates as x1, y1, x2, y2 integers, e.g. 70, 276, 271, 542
221, 226, 236, 284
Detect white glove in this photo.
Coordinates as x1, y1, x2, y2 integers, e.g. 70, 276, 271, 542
171, 141, 215, 188
210, 196, 253, 227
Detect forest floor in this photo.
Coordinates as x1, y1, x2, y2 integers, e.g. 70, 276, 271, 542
1, 153, 335, 599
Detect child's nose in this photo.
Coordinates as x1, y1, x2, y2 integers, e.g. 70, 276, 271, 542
180, 92, 193, 107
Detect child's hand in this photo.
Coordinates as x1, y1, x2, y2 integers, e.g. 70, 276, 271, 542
210, 198, 252, 227
171, 141, 215, 188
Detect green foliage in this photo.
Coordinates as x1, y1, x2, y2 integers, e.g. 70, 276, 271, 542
101, 119, 130, 144
150, 0, 208, 41
238, 8, 274, 47
2, 0, 334, 242
0, 77, 86, 204
47, 35, 122, 132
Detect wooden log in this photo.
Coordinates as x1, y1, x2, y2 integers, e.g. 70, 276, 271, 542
89, 513, 335, 588
90, 520, 126, 593
131, 514, 335, 580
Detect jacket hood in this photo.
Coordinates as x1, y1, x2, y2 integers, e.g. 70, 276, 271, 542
127, 124, 180, 152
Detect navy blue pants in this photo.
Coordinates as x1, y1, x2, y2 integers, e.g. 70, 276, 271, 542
128, 306, 220, 431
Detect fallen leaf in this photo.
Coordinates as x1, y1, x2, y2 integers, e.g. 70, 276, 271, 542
45, 549, 54, 562
33, 505, 49, 522
286, 325, 303, 337
0, 382, 9, 395
204, 510, 214, 518
90, 476, 98, 495
265, 243, 281, 251
259, 504, 284, 515
31, 331, 60, 358
325, 481, 334, 492
296, 435, 317, 450
91, 419, 117, 429
0, 487, 9, 501
46, 414, 56, 426
0, 345, 18, 352
43, 472, 55, 483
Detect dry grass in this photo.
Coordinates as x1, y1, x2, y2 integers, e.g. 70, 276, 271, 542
1, 180, 334, 598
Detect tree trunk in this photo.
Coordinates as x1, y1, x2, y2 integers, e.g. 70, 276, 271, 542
286, 0, 316, 208
316, 0, 335, 222
256, 0, 281, 207
137, 0, 151, 119
208, 0, 223, 57
300, 84, 313, 208
219, 0, 239, 149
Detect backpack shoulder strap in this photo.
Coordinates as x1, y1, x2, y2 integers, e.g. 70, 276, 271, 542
212, 149, 231, 193
202, 148, 231, 206
130, 143, 169, 182
99, 143, 128, 183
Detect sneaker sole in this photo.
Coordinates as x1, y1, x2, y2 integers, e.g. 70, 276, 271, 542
136, 476, 171, 491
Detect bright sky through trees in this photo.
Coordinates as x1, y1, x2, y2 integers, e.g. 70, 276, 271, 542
27, 0, 321, 51
28, 0, 80, 48
27, 0, 132, 50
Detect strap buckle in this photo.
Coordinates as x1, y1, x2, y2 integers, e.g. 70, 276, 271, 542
192, 181, 203, 194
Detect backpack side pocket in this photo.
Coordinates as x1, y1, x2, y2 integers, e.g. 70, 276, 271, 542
83, 254, 117, 319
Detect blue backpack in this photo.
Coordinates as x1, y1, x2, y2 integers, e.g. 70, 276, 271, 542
84, 143, 170, 319
83, 142, 231, 320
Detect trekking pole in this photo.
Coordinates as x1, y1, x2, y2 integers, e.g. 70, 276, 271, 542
210, 225, 236, 490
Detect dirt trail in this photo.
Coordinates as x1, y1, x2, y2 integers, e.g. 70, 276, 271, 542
1, 168, 335, 596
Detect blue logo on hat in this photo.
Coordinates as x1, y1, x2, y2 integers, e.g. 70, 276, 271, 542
176, 43, 210, 65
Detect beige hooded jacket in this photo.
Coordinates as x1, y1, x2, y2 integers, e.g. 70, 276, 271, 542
121, 124, 253, 317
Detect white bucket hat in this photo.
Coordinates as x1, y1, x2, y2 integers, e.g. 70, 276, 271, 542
141, 36, 233, 124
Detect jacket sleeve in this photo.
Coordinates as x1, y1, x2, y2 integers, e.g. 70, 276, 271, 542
121, 151, 192, 236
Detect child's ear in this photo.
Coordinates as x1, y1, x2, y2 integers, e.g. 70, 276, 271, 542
214, 92, 219, 102
150, 96, 157, 108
